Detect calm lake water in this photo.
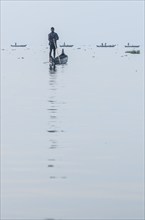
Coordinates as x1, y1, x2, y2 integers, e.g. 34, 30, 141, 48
1, 44, 144, 219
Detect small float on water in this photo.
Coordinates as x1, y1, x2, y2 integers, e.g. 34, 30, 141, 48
11, 42, 27, 47
125, 50, 140, 54
49, 49, 68, 70
60, 42, 73, 47
124, 43, 140, 48
96, 43, 116, 47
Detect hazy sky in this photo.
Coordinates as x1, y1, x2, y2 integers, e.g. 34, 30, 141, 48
1, 1, 144, 46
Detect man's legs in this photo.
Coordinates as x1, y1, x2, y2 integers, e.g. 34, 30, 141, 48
49, 44, 56, 59
53, 48, 56, 58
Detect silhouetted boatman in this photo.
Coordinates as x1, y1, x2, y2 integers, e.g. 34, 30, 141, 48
48, 27, 59, 59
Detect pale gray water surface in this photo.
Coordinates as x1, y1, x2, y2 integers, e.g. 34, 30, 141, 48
1, 45, 144, 219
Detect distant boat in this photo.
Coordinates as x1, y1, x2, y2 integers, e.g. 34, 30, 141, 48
60, 42, 73, 47
96, 43, 116, 48
11, 43, 27, 47
125, 43, 140, 48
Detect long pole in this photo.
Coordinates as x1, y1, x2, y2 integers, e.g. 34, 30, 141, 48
53, 39, 61, 64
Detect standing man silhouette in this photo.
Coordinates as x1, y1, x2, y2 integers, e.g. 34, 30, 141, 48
48, 27, 59, 59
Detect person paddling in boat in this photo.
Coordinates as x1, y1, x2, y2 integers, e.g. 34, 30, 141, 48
48, 27, 59, 59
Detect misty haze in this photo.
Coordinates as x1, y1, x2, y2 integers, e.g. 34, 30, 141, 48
1, 1, 144, 219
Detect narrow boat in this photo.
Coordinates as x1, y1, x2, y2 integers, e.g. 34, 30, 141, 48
60, 42, 73, 47
54, 49, 68, 64
124, 43, 140, 48
11, 43, 27, 47
49, 49, 68, 70
96, 43, 116, 47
